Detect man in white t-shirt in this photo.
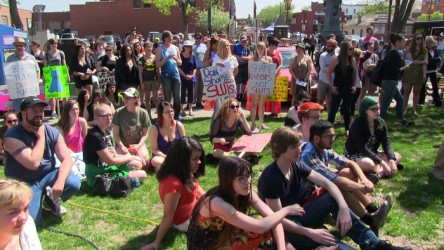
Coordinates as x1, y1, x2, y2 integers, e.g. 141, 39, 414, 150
193, 32, 207, 109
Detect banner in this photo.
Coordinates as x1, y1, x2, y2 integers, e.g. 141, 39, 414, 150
267, 76, 289, 102
201, 66, 236, 101
43, 65, 70, 98
3, 61, 39, 99
97, 71, 115, 91
0, 83, 49, 111
247, 61, 276, 95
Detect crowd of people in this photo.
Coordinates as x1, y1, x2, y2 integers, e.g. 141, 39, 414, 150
1, 26, 444, 249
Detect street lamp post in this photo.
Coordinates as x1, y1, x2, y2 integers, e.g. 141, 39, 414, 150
340, 16, 347, 33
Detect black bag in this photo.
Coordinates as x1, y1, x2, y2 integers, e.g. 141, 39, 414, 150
92, 174, 113, 196
109, 176, 133, 198
370, 59, 385, 87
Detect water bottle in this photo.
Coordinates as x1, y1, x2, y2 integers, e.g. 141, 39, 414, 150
131, 167, 140, 188
46, 186, 63, 215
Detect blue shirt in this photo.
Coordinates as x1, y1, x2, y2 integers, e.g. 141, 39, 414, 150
161, 45, 179, 77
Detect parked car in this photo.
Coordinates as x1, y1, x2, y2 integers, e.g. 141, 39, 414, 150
277, 47, 318, 102
61, 33, 78, 39
98, 35, 117, 53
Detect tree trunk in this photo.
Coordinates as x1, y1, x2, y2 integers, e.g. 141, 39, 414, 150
9, 0, 23, 30
390, 0, 415, 34
182, 1, 189, 37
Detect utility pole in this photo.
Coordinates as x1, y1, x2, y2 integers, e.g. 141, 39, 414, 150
208, 0, 212, 36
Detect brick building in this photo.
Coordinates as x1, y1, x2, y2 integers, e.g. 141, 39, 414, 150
35, 0, 229, 38
421, 0, 444, 14
0, 5, 32, 31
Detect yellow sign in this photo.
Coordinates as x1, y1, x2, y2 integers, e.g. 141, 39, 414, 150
266, 76, 288, 102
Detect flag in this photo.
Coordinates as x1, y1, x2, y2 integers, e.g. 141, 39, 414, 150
253, 0, 257, 19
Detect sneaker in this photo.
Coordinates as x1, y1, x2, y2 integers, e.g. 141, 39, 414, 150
42, 200, 66, 217
252, 128, 260, 134
195, 103, 204, 109
370, 201, 390, 232
51, 111, 57, 119
400, 119, 415, 126
365, 172, 380, 184
375, 240, 412, 250
397, 163, 404, 170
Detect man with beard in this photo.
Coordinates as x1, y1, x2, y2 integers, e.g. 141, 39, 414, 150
113, 88, 151, 169
300, 120, 392, 233
3, 96, 81, 226
317, 39, 338, 113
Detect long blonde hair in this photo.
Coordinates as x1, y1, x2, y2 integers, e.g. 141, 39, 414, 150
215, 98, 239, 122
0, 179, 33, 209
216, 39, 232, 59
253, 42, 269, 62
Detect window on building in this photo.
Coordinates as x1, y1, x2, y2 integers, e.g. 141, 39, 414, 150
134, 0, 142, 8
49, 21, 61, 30
63, 21, 71, 29
1, 15, 8, 26
144, 2, 151, 8
354, 9, 356, 13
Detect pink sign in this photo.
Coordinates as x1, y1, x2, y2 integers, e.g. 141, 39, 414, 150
0, 84, 49, 111
231, 133, 272, 153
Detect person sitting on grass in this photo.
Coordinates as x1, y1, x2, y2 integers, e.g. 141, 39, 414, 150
56, 100, 88, 154
85, 89, 115, 127
210, 98, 251, 158
345, 97, 403, 182
284, 90, 311, 127
142, 137, 205, 250
258, 126, 412, 250
0, 179, 42, 250
293, 102, 323, 146
149, 101, 186, 171
0, 111, 19, 165
83, 103, 147, 188
301, 120, 393, 233
187, 157, 304, 249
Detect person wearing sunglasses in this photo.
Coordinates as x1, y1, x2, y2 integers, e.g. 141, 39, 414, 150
210, 98, 251, 158
97, 45, 118, 74
345, 96, 403, 181
0, 112, 18, 165
188, 157, 303, 249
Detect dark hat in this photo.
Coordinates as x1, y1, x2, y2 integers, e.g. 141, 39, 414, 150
20, 96, 48, 111
296, 43, 305, 49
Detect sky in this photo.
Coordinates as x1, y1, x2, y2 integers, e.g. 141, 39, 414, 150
17, 0, 314, 18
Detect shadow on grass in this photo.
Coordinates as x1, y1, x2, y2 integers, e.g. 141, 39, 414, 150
121, 226, 184, 249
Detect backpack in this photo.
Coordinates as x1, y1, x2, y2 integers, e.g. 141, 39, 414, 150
370, 59, 385, 87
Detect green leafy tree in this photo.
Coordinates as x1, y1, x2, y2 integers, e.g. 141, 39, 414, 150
195, 3, 230, 33
417, 11, 443, 21
357, 0, 388, 15
143, 0, 195, 36
257, 3, 294, 27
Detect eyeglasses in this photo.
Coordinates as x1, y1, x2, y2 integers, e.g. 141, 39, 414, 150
195, 37, 202, 40
368, 107, 380, 112
97, 114, 113, 118
106, 49, 112, 52
321, 134, 336, 140
6, 119, 18, 124
237, 173, 253, 184
230, 104, 240, 109
15, 45, 24, 48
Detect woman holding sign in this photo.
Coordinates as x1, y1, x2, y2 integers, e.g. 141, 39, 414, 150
248, 42, 272, 133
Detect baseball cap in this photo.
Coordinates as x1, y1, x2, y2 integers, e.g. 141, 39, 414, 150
296, 43, 305, 49
154, 37, 160, 42
240, 35, 247, 41
20, 96, 48, 111
123, 87, 140, 98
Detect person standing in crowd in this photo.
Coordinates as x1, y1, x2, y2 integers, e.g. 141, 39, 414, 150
192, 32, 207, 109
6, 38, 40, 111
113, 88, 150, 169
3, 96, 81, 226
290, 43, 314, 106
380, 33, 414, 126
142, 137, 205, 250
351, 48, 363, 116
233, 35, 252, 103
71, 43, 96, 94
265, 36, 283, 116
402, 33, 428, 115
179, 40, 197, 117
421, 36, 442, 108
249, 42, 272, 133
317, 39, 338, 114
149, 101, 186, 171
83, 103, 147, 188
138, 41, 160, 120
92, 41, 105, 66
97, 44, 118, 74
0, 111, 18, 165
203, 36, 219, 68
0, 179, 42, 250
156, 30, 182, 120
358, 42, 379, 105
115, 45, 139, 91
125, 27, 139, 46
327, 41, 357, 135
361, 26, 380, 54
187, 157, 303, 249
30, 41, 44, 79
345, 97, 403, 181
44, 38, 69, 119
56, 100, 88, 154
133, 41, 144, 61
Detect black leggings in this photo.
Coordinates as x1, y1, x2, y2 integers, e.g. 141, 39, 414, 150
419, 72, 442, 106
328, 87, 353, 131
181, 79, 194, 104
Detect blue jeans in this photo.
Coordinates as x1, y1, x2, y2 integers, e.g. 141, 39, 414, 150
162, 75, 181, 119
381, 80, 404, 120
29, 168, 81, 226
285, 193, 380, 250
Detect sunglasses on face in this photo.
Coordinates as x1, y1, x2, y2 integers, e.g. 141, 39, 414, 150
6, 119, 18, 124
230, 104, 240, 109
106, 49, 112, 52
15, 45, 24, 48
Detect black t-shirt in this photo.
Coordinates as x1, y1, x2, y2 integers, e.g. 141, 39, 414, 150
382, 49, 404, 81
83, 125, 114, 167
258, 161, 313, 207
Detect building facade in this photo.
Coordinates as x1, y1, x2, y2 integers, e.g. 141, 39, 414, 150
421, 0, 444, 15
0, 5, 32, 31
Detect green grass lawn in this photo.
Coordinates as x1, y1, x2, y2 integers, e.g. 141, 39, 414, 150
1, 107, 443, 249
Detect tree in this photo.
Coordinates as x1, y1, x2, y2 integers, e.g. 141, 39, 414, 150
390, 0, 415, 34
195, 3, 230, 33
417, 11, 443, 21
257, 3, 295, 27
8, 0, 23, 29
357, 0, 388, 16
143, 0, 195, 36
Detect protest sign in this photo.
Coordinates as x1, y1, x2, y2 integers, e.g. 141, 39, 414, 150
43, 65, 70, 98
247, 62, 276, 95
231, 133, 272, 153
266, 76, 289, 102
97, 71, 115, 91
4, 61, 39, 99
201, 66, 236, 101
